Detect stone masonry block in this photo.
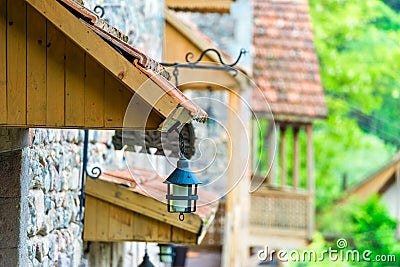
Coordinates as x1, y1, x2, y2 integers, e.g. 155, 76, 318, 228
0, 248, 19, 267
0, 150, 22, 197
0, 197, 21, 248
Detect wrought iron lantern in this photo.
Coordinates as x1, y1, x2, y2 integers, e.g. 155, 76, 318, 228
158, 244, 176, 263
164, 130, 202, 221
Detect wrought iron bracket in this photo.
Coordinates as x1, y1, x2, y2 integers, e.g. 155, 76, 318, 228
160, 48, 247, 78
93, 5, 105, 18
79, 129, 102, 221
82, 129, 102, 179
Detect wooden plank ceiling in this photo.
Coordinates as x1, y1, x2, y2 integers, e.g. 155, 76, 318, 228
84, 169, 218, 244
0, 0, 207, 131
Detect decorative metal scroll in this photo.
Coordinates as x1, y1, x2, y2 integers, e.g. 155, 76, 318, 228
161, 48, 247, 77
93, 5, 105, 18
82, 130, 102, 179
79, 129, 102, 221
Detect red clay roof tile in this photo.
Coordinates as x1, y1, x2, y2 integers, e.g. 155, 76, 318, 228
252, 0, 327, 122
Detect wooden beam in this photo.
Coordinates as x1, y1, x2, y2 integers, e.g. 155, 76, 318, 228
306, 124, 314, 240
0, 0, 7, 124
279, 126, 287, 187
165, 0, 232, 13
46, 22, 66, 126
306, 124, 314, 192
222, 91, 251, 267
7, 0, 27, 125
267, 122, 276, 185
27, 5, 47, 125
251, 119, 259, 174
84, 178, 202, 234
84, 54, 105, 128
65, 38, 85, 127
293, 127, 300, 190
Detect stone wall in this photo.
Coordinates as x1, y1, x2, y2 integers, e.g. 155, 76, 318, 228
25, 129, 114, 267
0, 129, 30, 267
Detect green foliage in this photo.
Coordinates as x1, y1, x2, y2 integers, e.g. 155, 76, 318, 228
310, 0, 400, 114
317, 196, 400, 267
351, 196, 400, 266
313, 110, 394, 211
309, 0, 398, 210
382, 0, 400, 13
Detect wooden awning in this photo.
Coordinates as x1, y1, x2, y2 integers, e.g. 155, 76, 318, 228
84, 168, 218, 244
0, 0, 207, 131
340, 152, 400, 203
163, 9, 247, 93
166, 0, 234, 13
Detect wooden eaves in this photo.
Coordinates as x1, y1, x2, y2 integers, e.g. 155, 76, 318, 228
0, 0, 207, 131
166, 0, 234, 14
340, 152, 400, 203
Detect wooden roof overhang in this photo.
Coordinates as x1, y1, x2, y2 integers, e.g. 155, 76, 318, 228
340, 152, 400, 203
84, 168, 218, 244
166, 0, 235, 14
163, 9, 249, 93
0, 0, 207, 131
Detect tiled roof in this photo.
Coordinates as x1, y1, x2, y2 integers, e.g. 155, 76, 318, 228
252, 0, 327, 122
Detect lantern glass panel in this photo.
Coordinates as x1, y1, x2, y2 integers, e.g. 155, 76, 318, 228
159, 246, 173, 263
172, 184, 189, 212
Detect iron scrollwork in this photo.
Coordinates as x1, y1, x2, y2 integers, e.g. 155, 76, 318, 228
161, 48, 247, 77
93, 5, 105, 18
185, 48, 247, 67
82, 130, 102, 179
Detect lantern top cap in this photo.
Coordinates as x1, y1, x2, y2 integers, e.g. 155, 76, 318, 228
164, 158, 202, 185
138, 250, 155, 267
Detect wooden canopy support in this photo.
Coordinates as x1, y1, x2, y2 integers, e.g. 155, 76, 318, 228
166, 0, 234, 14
305, 124, 315, 240
250, 122, 315, 247
279, 126, 287, 187
293, 127, 300, 189
0, 0, 206, 131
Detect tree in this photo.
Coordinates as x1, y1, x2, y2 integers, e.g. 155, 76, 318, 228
382, 0, 400, 12
316, 196, 400, 267
309, 0, 398, 210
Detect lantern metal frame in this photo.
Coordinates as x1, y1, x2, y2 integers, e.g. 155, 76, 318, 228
164, 131, 202, 221
158, 244, 176, 263
161, 49, 246, 221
